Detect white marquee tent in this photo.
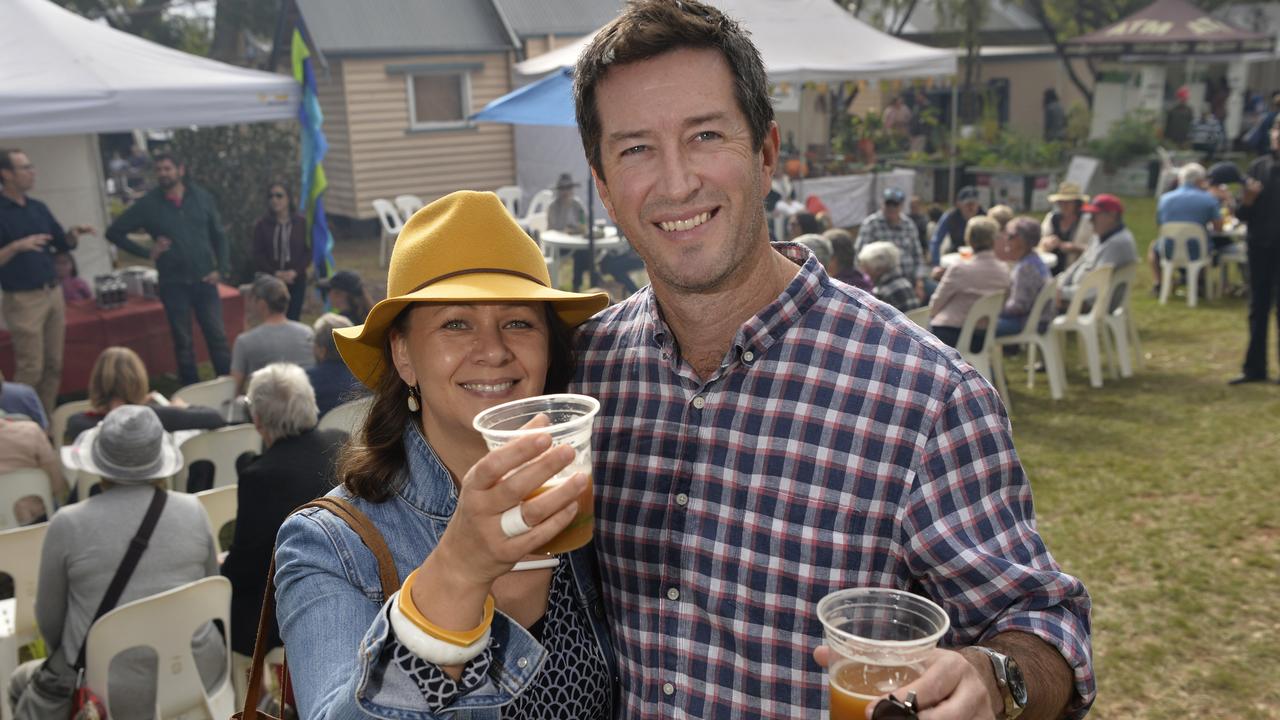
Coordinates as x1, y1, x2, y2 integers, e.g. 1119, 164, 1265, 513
0, 0, 297, 137
511, 0, 959, 227
0, 0, 299, 293
517, 0, 957, 80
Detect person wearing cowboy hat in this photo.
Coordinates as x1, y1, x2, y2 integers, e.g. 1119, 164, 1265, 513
1039, 181, 1094, 275
8, 405, 224, 719
547, 172, 587, 235
273, 191, 614, 718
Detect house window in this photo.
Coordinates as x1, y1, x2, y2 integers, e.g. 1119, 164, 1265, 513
407, 72, 471, 130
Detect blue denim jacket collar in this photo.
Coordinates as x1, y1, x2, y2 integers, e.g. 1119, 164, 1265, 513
400, 420, 460, 520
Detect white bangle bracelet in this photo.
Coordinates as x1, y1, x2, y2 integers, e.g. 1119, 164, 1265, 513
388, 592, 491, 666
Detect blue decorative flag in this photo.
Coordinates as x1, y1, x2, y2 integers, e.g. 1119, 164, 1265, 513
292, 29, 335, 286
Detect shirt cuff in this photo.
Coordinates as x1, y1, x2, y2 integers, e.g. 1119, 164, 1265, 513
388, 636, 493, 712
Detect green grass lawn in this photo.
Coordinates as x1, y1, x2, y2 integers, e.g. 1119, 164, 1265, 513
326, 197, 1280, 718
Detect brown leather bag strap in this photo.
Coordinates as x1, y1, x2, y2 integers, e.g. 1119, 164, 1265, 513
234, 496, 401, 719
308, 496, 402, 597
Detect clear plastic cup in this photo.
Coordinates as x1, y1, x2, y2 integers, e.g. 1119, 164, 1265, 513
472, 394, 599, 555
816, 588, 950, 720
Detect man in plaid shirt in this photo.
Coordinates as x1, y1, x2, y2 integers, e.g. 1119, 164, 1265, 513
858, 186, 927, 300
571, 2, 1094, 718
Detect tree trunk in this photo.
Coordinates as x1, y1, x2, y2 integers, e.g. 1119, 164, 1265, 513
1024, 0, 1095, 109
210, 0, 249, 63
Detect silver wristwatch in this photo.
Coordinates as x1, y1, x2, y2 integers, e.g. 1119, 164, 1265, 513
969, 646, 1027, 720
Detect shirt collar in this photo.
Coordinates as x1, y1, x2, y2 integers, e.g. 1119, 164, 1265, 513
644, 241, 825, 368
397, 421, 459, 517
0, 193, 26, 209
1099, 222, 1127, 243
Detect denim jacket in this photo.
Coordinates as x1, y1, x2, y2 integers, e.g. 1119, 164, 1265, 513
274, 423, 617, 718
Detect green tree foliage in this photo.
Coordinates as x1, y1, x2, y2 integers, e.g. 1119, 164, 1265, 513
53, 0, 280, 64
168, 123, 299, 284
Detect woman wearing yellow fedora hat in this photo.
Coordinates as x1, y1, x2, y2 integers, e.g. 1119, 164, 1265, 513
272, 191, 613, 718
1038, 182, 1094, 274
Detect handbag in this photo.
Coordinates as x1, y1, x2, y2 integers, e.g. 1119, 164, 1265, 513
234, 496, 401, 720
70, 486, 169, 720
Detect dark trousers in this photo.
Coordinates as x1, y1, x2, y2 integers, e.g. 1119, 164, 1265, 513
158, 281, 232, 385
572, 249, 646, 294
931, 324, 987, 353
1243, 241, 1280, 378
287, 275, 307, 321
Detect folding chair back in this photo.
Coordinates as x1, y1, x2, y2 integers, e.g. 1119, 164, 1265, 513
195, 486, 238, 546
171, 376, 237, 420
49, 399, 91, 449
0, 521, 49, 720
1156, 221, 1216, 306
496, 185, 523, 216
175, 425, 262, 492
394, 194, 425, 220
317, 396, 373, 435
0, 469, 54, 531
84, 576, 234, 720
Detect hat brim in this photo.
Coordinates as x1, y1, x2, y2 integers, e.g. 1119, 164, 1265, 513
1048, 193, 1089, 203
334, 272, 610, 389
61, 425, 185, 483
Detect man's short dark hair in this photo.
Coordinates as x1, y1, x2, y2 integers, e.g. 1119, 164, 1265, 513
152, 151, 184, 168
252, 275, 291, 314
573, 0, 774, 180
0, 148, 20, 185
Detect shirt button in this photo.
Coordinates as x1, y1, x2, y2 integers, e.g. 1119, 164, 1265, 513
661, 351, 670, 361
663, 682, 675, 696
666, 587, 680, 601
675, 493, 688, 506
516, 657, 529, 669
742, 350, 755, 363
692, 395, 705, 410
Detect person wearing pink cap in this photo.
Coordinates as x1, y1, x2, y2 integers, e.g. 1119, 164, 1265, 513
1057, 194, 1138, 309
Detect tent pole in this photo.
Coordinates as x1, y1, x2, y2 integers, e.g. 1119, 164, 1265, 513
949, 78, 959, 201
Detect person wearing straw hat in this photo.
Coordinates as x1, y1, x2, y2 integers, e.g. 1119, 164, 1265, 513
7, 405, 224, 720
1039, 181, 1094, 275
273, 191, 614, 718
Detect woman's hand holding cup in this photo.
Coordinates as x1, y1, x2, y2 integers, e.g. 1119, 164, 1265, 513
424, 431, 586, 598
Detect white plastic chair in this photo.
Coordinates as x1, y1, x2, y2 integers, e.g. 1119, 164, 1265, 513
83, 576, 235, 720
394, 194, 425, 220
994, 277, 1067, 401
372, 198, 406, 268
0, 469, 54, 531
1052, 265, 1114, 389
0, 520, 49, 720
496, 185, 523, 216
1156, 221, 1218, 307
49, 398, 91, 449
1103, 263, 1142, 379
195, 486, 237, 545
953, 291, 1009, 407
171, 376, 237, 420
175, 425, 262, 492
904, 306, 931, 328
317, 395, 373, 435
524, 189, 554, 220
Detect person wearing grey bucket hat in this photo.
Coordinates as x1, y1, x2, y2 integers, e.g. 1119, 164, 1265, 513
61, 404, 184, 483
8, 404, 225, 720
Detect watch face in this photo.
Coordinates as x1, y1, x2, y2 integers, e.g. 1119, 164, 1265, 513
1007, 657, 1029, 707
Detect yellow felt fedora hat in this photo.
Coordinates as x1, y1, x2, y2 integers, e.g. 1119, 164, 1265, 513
334, 190, 609, 388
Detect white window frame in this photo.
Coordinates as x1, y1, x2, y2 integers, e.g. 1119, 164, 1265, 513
405, 71, 472, 131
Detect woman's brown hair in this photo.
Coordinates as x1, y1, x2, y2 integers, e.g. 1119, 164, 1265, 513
89, 346, 149, 410
339, 304, 577, 501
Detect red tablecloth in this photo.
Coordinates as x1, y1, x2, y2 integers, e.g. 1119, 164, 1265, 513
0, 284, 245, 396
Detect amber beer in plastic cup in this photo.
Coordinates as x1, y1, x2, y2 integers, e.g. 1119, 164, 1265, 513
472, 394, 599, 555
817, 588, 950, 720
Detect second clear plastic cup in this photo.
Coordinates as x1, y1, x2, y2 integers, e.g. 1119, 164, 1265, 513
472, 393, 599, 555
816, 588, 950, 720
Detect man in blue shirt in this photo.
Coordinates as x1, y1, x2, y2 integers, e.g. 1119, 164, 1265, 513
0, 148, 93, 414
0, 371, 48, 430
1151, 162, 1222, 294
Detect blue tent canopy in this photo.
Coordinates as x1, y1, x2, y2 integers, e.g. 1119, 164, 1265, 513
471, 68, 576, 128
